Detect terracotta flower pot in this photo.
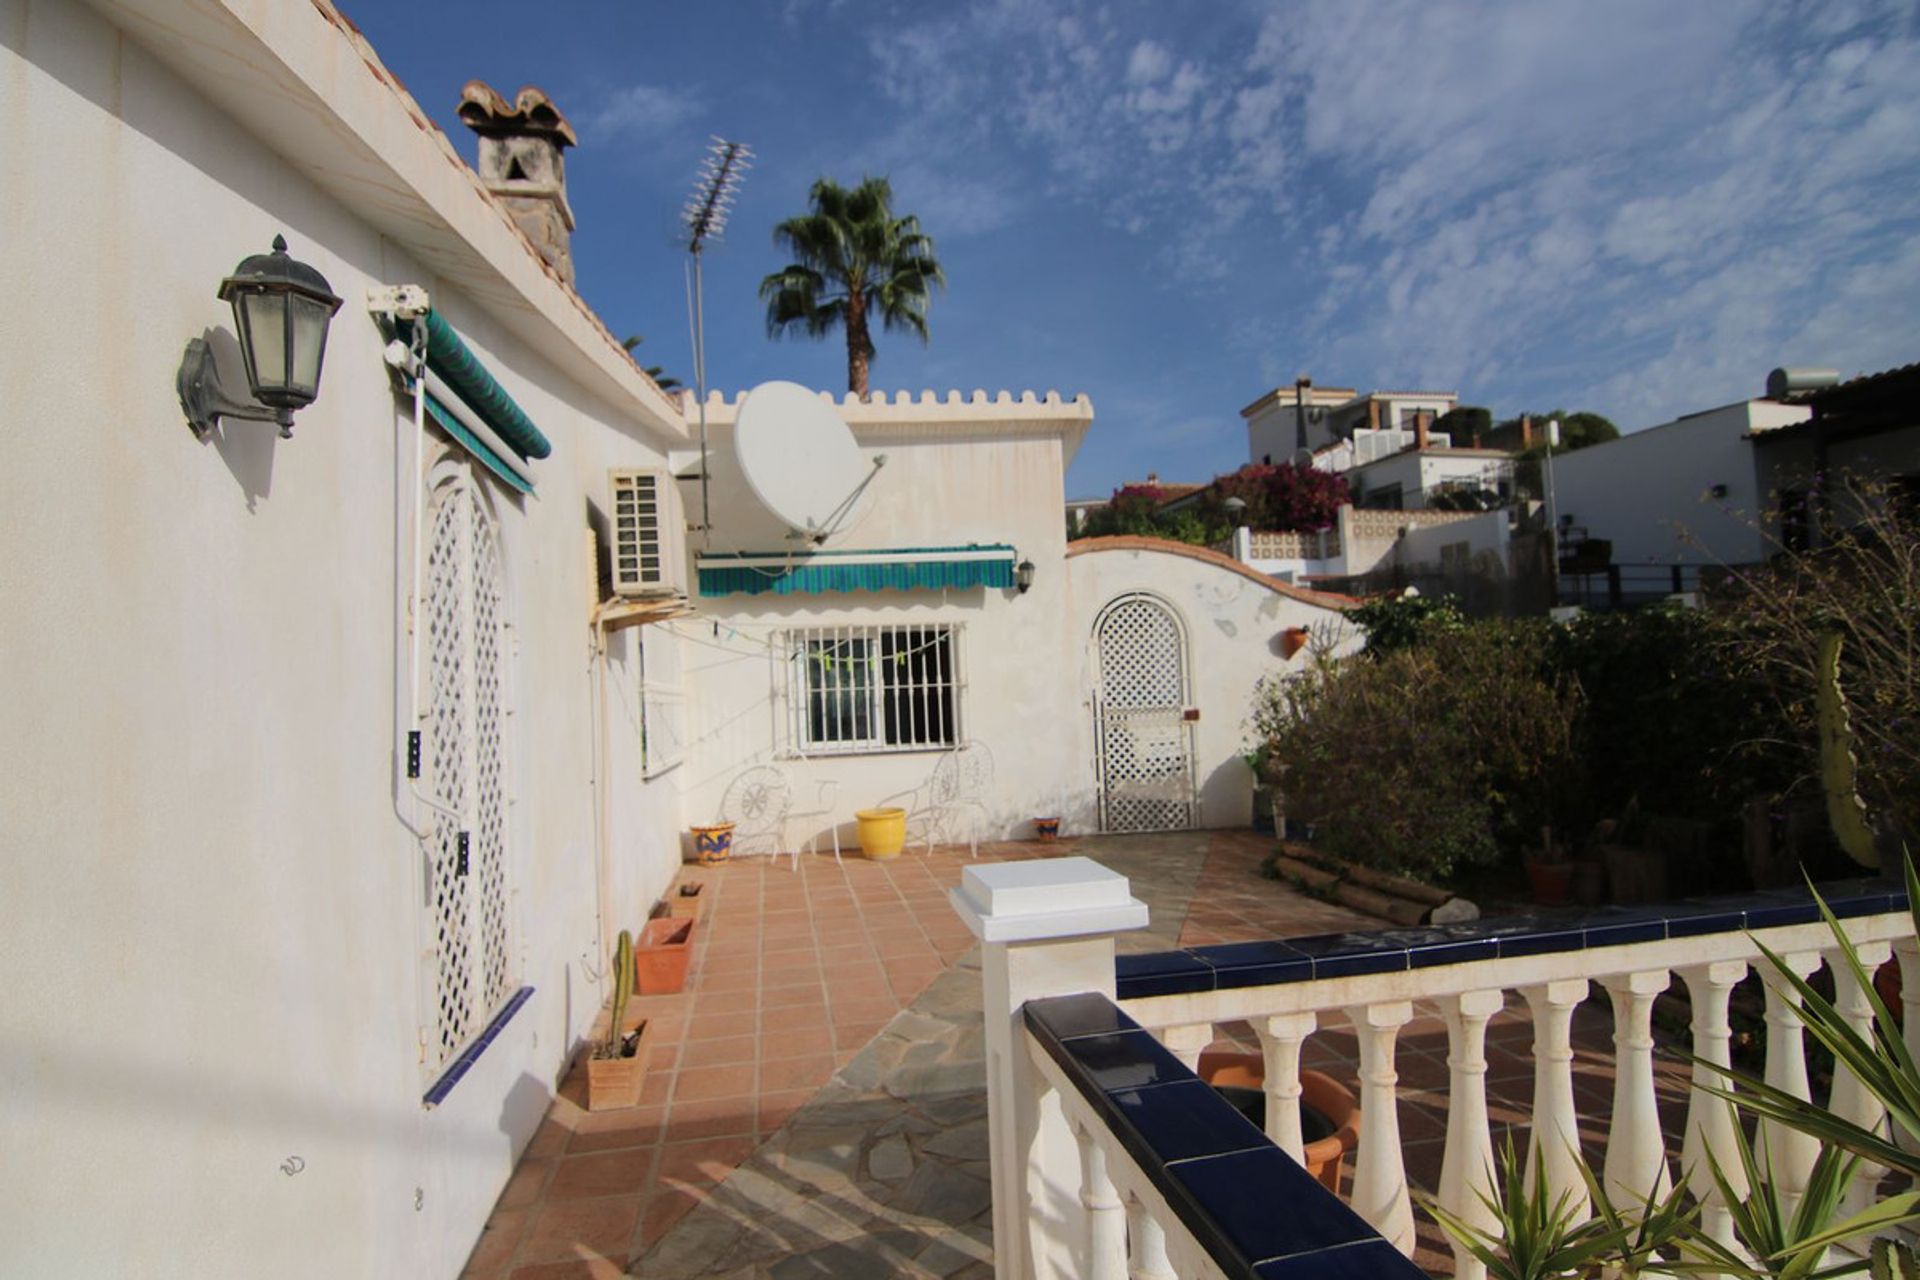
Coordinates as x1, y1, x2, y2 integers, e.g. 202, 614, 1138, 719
1198, 1050, 1360, 1193
1526, 858, 1574, 906
635, 917, 695, 994
1034, 817, 1061, 841
666, 880, 705, 922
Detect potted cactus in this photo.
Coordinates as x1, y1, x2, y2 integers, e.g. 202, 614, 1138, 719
586, 929, 650, 1111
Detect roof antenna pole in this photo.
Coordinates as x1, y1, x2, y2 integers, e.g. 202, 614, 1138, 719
682, 137, 752, 545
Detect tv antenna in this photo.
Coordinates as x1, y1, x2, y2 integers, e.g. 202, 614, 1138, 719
682, 137, 752, 540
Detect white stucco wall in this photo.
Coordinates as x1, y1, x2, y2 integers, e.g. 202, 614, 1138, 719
0, 5, 680, 1275
1064, 546, 1360, 831
1394, 507, 1515, 571
1550, 400, 1808, 566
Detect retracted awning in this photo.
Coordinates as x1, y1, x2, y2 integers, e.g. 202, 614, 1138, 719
380, 306, 552, 491
696, 545, 1018, 597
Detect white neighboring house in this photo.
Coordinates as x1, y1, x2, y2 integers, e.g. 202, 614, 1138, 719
3, 6, 684, 1277
1547, 398, 1812, 569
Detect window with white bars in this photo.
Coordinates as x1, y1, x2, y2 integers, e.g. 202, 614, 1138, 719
784, 624, 963, 755
421, 464, 517, 1074
639, 625, 686, 778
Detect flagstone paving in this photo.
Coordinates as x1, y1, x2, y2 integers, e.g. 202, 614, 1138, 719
460, 829, 1685, 1279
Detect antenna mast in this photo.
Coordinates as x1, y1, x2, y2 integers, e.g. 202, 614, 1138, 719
683, 137, 752, 540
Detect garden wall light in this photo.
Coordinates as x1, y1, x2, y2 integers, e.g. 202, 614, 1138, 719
1014, 559, 1036, 594
177, 235, 343, 439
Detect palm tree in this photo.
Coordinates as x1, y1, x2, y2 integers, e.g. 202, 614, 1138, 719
619, 335, 682, 393
759, 176, 945, 397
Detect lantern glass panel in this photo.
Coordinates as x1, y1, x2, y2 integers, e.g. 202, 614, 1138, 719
238, 290, 288, 393
287, 293, 333, 399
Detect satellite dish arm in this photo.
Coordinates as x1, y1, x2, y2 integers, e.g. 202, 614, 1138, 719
806, 453, 888, 543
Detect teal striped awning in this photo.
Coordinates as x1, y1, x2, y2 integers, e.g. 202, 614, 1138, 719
380, 306, 551, 492
697, 545, 1018, 597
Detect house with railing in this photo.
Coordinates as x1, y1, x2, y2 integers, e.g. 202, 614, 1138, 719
956, 856, 1919, 1279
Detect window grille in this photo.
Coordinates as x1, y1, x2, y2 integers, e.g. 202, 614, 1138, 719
783, 624, 963, 756
421, 464, 517, 1073
639, 626, 686, 778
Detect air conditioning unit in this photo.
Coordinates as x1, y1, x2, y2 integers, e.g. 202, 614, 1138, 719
608, 468, 688, 598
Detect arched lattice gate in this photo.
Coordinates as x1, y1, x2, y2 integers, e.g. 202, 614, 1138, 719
1092, 593, 1196, 832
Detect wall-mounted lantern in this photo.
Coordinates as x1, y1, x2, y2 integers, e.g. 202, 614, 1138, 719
177, 235, 343, 439
1014, 559, 1036, 594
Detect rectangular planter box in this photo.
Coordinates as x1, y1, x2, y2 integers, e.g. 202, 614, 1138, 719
666, 879, 706, 923
585, 1019, 652, 1112
635, 917, 695, 995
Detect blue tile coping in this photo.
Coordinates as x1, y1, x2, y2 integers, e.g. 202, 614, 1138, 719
423, 985, 535, 1109
1025, 992, 1429, 1278
1115, 875, 1908, 1001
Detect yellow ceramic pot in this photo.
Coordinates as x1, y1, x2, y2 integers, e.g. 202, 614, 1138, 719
855, 807, 907, 860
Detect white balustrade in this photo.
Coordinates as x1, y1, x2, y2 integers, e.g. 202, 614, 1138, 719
1760, 949, 1823, 1214
1125, 1195, 1175, 1280
1255, 1011, 1318, 1162
1075, 1123, 1128, 1280
1159, 1022, 1214, 1072
1348, 1000, 1417, 1254
1438, 989, 1503, 1280
1601, 968, 1674, 1207
1677, 959, 1749, 1253
1829, 939, 1894, 1217
1522, 978, 1592, 1224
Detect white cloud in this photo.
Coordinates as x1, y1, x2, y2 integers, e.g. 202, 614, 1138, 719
586, 84, 702, 139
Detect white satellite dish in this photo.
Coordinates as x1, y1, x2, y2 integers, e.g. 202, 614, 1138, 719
735, 381, 879, 541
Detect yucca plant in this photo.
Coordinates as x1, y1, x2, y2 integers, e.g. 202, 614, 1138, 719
1678, 1121, 1919, 1280
1424, 1134, 1635, 1280
1574, 1158, 1699, 1279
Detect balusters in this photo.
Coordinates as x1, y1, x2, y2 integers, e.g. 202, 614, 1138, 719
1601, 969, 1674, 1206
1346, 1000, 1416, 1255
1255, 1012, 1318, 1162
1759, 950, 1822, 1213
1159, 1022, 1213, 1073
1126, 1195, 1175, 1280
1828, 939, 1893, 1217
1677, 959, 1749, 1254
1521, 979, 1591, 1224
1438, 989, 1504, 1280
1074, 1123, 1127, 1280
1897, 937, 1920, 1156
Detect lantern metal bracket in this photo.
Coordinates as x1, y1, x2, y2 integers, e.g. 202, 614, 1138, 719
176, 337, 295, 439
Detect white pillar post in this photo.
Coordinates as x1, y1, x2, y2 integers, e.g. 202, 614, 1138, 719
1346, 1000, 1416, 1255
1601, 969, 1674, 1207
1677, 959, 1749, 1255
1828, 939, 1893, 1217
1255, 1012, 1318, 1162
1159, 1023, 1214, 1074
952, 857, 1150, 1280
1126, 1196, 1174, 1280
1760, 950, 1822, 1215
1438, 990, 1504, 1280
1075, 1123, 1128, 1280
1522, 979, 1592, 1224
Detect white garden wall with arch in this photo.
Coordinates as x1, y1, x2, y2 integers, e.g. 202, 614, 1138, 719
1063, 542, 1360, 833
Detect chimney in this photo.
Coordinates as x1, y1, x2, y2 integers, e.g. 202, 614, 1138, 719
1520, 414, 1533, 451
1146, 472, 1159, 485
459, 82, 579, 284
1368, 398, 1381, 431
1413, 410, 1430, 451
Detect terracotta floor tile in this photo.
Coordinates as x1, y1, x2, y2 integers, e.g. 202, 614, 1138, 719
518, 1195, 643, 1263
638, 1187, 706, 1249
672, 1061, 757, 1103
691, 987, 757, 1016
525, 1117, 572, 1159
759, 1053, 836, 1093
497, 1156, 557, 1210
507, 1257, 628, 1280
760, 1003, 828, 1033
828, 995, 899, 1023
685, 1009, 758, 1041
463, 1206, 529, 1274
544, 1148, 653, 1202
654, 1135, 757, 1189
761, 963, 824, 989
567, 1106, 666, 1154
760, 981, 825, 1010
695, 966, 758, 994
680, 1033, 758, 1068
832, 1016, 892, 1051
759, 1026, 834, 1061
662, 1097, 756, 1142
637, 1070, 675, 1108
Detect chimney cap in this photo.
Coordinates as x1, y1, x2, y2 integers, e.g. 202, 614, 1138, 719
458, 81, 578, 147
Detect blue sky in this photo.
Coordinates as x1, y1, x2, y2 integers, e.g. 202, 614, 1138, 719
352, 0, 1920, 499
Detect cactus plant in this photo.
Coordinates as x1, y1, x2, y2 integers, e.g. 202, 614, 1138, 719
1873, 1239, 1920, 1280
1817, 631, 1880, 868
598, 928, 635, 1058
